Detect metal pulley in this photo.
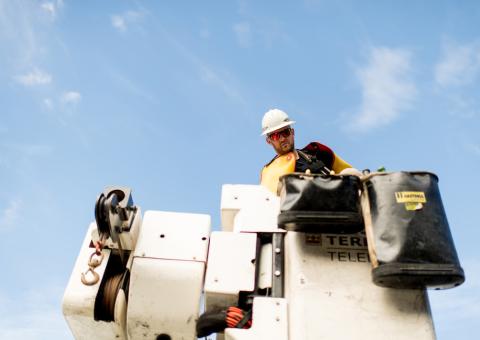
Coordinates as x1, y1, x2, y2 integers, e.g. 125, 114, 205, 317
94, 187, 137, 245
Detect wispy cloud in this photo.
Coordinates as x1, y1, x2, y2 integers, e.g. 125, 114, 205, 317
0, 199, 22, 231
435, 40, 480, 88
0, 1, 38, 66
61, 91, 82, 105
199, 65, 246, 105
155, 25, 247, 107
111, 10, 145, 33
43, 93, 82, 114
40, 2, 55, 17
446, 93, 479, 119
1, 0, 63, 67
1, 0, 72, 111
40, 0, 63, 21
433, 40, 480, 120
111, 15, 127, 32
348, 47, 416, 132
14, 68, 52, 86
233, 22, 252, 48
108, 70, 156, 103
43, 98, 54, 110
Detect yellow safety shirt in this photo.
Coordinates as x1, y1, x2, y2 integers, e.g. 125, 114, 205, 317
260, 142, 352, 194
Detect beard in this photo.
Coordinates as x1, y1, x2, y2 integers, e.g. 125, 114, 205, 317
274, 141, 294, 155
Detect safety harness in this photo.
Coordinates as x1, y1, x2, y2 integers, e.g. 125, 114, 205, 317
260, 142, 336, 194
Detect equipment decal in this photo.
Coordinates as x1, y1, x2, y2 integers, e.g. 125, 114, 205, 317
306, 233, 370, 263
395, 191, 426, 210
395, 191, 426, 203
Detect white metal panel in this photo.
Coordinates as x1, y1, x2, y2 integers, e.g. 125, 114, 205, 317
221, 184, 281, 232
133, 210, 211, 261
127, 257, 205, 340
285, 231, 436, 340
233, 205, 284, 233
258, 243, 273, 289
204, 232, 257, 311
65, 316, 126, 340
225, 297, 288, 340
62, 223, 126, 340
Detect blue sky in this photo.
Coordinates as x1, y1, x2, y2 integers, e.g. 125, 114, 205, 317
1, 1, 479, 339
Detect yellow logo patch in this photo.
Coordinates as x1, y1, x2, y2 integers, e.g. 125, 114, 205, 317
395, 191, 426, 203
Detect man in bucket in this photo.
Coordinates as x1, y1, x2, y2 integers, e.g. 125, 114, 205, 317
260, 108, 360, 194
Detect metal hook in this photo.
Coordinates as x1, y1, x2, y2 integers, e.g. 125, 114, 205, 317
81, 268, 100, 286
88, 251, 104, 268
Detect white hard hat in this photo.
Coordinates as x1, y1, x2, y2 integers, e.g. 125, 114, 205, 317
261, 109, 296, 135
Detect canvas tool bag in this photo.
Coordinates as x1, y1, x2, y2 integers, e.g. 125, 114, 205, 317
361, 171, 465, 289
278, 173, 364, 234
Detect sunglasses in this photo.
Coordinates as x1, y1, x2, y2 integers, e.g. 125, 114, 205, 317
268, 128, 292, 141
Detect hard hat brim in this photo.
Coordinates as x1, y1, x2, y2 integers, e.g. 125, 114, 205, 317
261, 120, 295, 136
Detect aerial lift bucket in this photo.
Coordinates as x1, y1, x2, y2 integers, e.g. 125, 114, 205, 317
361, 171, 465, 289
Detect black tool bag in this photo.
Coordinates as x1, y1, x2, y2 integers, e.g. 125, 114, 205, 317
278, 173, 364, 234
362, 171, 465, 289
